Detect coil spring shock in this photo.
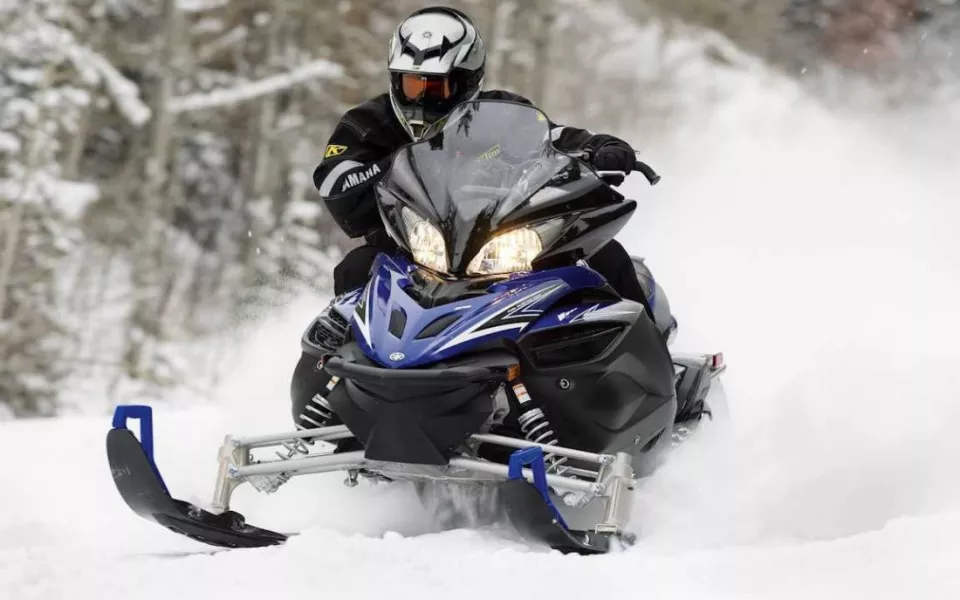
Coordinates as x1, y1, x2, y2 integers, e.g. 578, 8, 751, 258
246, 375, 343, 495
284, 299, 349, 461
512, 381, 569, 475
274, 375, 339, 461
283, 375, 341, 458
249, 374, 343, 494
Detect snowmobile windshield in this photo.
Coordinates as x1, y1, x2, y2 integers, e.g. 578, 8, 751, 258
382, 99, 574, 275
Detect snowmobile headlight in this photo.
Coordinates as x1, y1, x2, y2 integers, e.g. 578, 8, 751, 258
467, 228, 543, 276
401, 207, 448, 273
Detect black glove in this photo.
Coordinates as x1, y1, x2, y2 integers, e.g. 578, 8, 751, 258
585, 134, 636, 173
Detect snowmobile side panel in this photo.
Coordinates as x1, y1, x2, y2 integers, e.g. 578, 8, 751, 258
673, 353, 727, 422
516, 305, 677, 466
107, 406, 287, 549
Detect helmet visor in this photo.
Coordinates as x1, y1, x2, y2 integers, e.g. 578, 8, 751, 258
400, 73, 453, 102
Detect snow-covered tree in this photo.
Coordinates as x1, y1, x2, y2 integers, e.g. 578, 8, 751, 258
6, 0, 861, 418
0, 0, 145, 416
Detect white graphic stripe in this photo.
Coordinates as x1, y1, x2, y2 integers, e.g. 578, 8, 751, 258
352, 284, 373, 345
319, 160, 363, 196
436, 283, 563, 352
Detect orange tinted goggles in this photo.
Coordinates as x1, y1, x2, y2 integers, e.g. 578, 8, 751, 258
400, 73, 453, 101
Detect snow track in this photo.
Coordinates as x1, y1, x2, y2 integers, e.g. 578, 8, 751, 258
4, 69, 960, 599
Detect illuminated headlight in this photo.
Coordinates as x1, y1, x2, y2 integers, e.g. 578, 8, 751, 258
467, 228, 543, 276
401, 207, 448, 273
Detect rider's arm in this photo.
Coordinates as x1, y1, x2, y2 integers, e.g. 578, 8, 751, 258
549, 125, 637, 172
313, 110, 394, 239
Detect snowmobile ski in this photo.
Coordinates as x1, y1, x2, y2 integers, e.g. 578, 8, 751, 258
107, 405, 287, 549
500, 447, 635, 554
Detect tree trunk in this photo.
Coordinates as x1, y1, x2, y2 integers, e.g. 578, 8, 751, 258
251, 3, 284, 197
0, 204, 25, 320
0, 62, 56, 320
528, 0, 555, 104
123, 0, 182, 378
484, 0, 503, 86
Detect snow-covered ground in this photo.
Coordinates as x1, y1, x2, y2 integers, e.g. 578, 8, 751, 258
4, 66, 960, 598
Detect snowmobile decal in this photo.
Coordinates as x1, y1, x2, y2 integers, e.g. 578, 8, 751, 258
341, 163, 382, 191
324, 144, 348, 158
434, 282, 563, 352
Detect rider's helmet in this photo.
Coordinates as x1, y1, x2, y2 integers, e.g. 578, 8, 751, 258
388, 6, 485, 141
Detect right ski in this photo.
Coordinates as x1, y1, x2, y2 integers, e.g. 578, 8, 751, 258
107, 406, 287, 549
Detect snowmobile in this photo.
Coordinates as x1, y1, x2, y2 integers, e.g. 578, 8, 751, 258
105, 99, 727, 555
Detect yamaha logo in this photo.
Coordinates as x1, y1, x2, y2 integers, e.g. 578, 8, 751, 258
389, 352, 405, 361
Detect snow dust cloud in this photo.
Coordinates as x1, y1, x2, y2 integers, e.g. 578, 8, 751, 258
199, 64, 960, 553
619, 68, 960, 549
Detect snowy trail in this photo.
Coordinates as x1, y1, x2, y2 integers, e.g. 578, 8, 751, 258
4, 71, 960, 597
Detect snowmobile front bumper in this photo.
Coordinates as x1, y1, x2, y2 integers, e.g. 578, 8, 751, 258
106, 405, 637, 553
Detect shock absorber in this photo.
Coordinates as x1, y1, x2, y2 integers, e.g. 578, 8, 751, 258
283, 301, 350, 457
248, 375, 343, 494
511, 380, 569, 475
285, 374, 341, 458
295, 375, 340, 430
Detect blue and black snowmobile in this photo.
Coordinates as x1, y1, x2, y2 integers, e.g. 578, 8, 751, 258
106, 99, 727, 555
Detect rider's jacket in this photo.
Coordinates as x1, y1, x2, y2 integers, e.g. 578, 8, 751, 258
313, 90, 596, 240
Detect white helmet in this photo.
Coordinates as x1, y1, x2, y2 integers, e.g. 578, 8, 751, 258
387, 6, 485, 141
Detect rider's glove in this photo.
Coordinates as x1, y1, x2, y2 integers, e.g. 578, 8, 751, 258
584, 134, 636, 174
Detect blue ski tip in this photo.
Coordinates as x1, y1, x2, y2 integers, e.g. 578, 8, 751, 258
111, 405, 157, 468
507, 446, 568, 530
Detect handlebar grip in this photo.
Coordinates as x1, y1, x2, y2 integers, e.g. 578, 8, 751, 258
635, 160, 660, 186
571, 150, 660, 186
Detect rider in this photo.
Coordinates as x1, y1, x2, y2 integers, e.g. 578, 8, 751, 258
291, 6, 666, 427
316, 6, 649, 304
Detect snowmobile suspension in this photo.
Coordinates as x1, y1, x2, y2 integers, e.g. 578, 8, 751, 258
209, 423, 635, 535
106, 404, 644, 554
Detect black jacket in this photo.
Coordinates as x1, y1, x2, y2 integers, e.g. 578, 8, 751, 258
313, 90, 602, 240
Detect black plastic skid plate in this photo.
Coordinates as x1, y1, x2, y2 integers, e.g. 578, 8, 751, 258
106, 428, 287, 549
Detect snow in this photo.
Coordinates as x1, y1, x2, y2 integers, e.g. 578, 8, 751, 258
0, 131, 21, 153
176, 0, 229, 12
67, 47, 152, 127
1, 173, 99, 220
46, 179, 99, 219
2, 15, 152, 127
168, 59, 343, 114
3, 44, 960, 600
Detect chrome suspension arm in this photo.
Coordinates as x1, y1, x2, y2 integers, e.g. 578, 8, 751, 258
209, 423, 635, 538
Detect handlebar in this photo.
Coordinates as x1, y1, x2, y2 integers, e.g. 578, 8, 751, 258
567, 150, 661, 187
634, 160, 661, 185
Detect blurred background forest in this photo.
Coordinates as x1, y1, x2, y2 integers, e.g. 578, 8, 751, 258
2, 0, 957, 418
